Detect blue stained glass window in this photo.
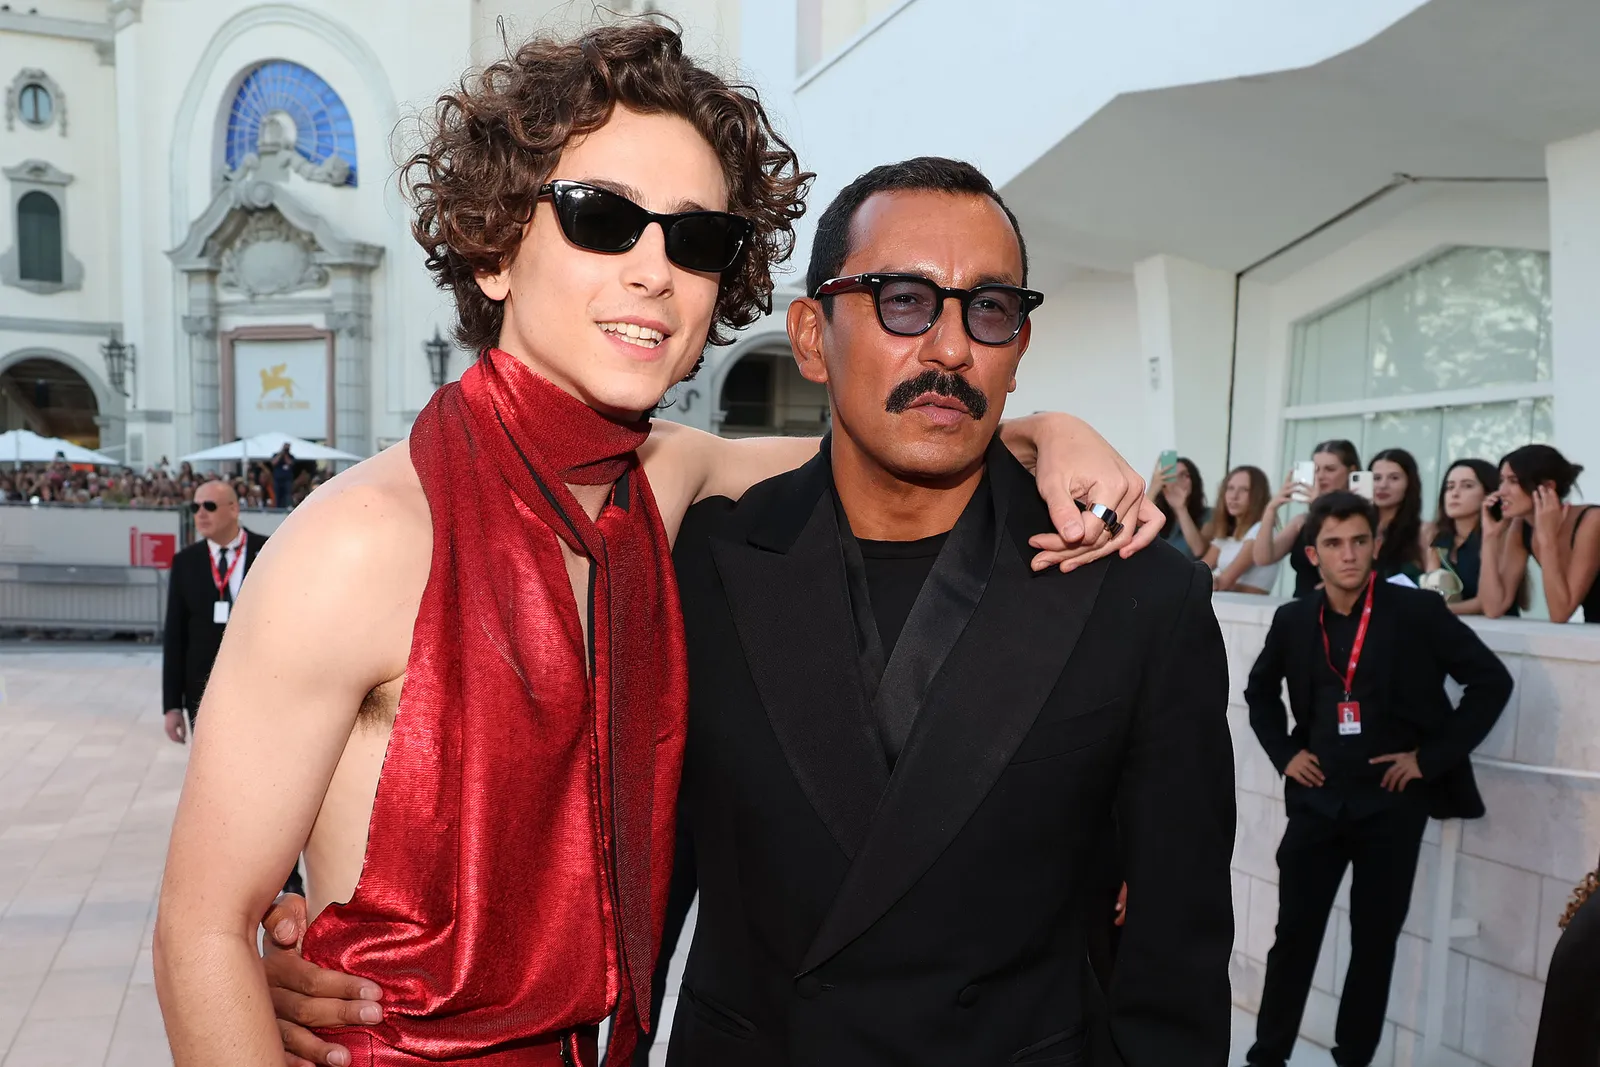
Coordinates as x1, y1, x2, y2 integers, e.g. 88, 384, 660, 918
225, 60, 357, 186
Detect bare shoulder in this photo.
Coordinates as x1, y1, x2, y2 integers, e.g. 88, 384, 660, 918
638, 419, 705, 541
262, 441, 430, 568
232, 441, 431, 686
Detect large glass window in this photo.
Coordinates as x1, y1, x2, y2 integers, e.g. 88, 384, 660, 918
17, 191, 63, 283
225, 61, 357, 186
1283, 246, 1553, 508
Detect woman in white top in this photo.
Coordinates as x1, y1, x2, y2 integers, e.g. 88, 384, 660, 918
1206, 465, 1278, 594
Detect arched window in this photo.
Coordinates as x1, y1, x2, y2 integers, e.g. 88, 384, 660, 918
225, 61, 357, 186
19, 83, 52, 127
17, 191, 62, 283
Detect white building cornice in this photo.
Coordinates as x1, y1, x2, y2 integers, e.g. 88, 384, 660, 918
0, 11, 113, 46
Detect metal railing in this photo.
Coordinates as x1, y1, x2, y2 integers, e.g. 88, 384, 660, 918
0, 562, 168, 634
1420, 757, 1600, 1065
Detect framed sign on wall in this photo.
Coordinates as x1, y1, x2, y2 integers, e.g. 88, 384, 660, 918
221, 325, 335, 442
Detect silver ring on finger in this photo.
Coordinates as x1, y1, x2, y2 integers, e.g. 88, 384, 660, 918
1088, 503, 1122, 536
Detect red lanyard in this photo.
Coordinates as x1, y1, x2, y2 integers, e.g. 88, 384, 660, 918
210, 533, 245, 599
1319, 573, 1374, 701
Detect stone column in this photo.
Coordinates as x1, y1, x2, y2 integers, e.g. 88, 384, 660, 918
329, 278, 371, 455
1546, 129, 1600, 469
111, 0, 146, 409
1133, 253, 1237, 486
181, 272, 219, 449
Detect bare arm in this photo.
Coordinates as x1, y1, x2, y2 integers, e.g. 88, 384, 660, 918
1539, 508, 1600, 624
154, 477, 424, 1067
1253, 474, 1304, 569
1254, 510, 1302, 568
1215, 536, 1260, 592
1476, 508, 1527, 619
1172, 506, 1210, 559
642, 413, 1163, 567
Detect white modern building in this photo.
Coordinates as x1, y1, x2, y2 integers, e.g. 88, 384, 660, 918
4, 3, 1600, 1064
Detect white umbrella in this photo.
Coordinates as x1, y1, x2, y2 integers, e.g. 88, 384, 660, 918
0, 429, 121, 466
179, 432, 362, 464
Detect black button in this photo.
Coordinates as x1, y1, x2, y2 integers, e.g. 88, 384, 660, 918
795, 975, 822, 1000
957, 984, 980, 1008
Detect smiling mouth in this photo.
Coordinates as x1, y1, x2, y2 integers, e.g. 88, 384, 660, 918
597, 321, 667, 350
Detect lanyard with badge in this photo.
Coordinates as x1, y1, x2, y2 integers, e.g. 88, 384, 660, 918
211, 532, 245, 625
1320, 573, 1375, 736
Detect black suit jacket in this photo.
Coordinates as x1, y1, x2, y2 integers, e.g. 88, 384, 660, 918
1245, 580, 1512, 820
665, 442, 1235, 1067
162, 528, 267, 713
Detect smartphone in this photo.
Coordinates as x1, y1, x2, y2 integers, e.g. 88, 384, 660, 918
1487, 499, 1504, 522
1158, 449, 1178, 475
1348, 470, 1375, 501
1291, 460, 1315, 502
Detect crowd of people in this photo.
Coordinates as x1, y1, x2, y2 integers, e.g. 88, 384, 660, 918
1148, 440, 1598, 623
0, 445, 329, 511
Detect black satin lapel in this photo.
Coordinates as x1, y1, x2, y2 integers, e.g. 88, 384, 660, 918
710, 499, 890, 860
872, 474, 998, 763
798, 449, 1106, 975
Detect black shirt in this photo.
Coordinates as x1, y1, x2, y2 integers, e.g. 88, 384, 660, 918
858, 532, 949, 659
1306, 592, 1423, 817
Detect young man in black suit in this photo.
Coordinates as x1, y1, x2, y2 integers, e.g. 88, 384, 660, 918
1243, 491, 1513, 1067
163, 478, 269, 742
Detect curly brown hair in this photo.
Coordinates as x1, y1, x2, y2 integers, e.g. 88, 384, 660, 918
402, 19, 811, 359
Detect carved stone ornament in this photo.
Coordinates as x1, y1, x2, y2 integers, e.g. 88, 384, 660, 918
5, 69, 67, 135
182, 314, 219, 337
327, 310, 370, 340
217, 209, 329, 297
225, 115, 351, 189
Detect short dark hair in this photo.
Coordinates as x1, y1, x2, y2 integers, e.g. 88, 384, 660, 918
804, 156, 1028, 300
1306, 491, 1378, 544
1501, 443, 1585, 500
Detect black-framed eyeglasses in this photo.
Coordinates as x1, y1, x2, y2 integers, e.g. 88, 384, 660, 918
812, 273, 1044, 346
189, 501, 218, 513
537, 180, 753, 274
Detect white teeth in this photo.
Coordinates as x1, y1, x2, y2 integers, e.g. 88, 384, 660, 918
597, 321, 664, 347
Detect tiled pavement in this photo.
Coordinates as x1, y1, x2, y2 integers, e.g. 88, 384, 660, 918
0, 645, 1330, 1067
0, 647, 175, 1067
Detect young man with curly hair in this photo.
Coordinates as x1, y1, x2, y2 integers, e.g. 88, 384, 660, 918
153, 22, 1155, 1067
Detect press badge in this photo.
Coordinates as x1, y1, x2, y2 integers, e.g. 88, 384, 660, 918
1337, 700, 1362, 736
213, 601, 231, 625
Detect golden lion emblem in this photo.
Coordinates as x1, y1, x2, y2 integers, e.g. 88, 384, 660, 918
259, 364, 296, 400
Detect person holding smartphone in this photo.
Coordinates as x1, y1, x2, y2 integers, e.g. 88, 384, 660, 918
1148, 452, 1212, 560
1480, 444, 1600, 624
1422, 459, 1516, 616
1252, 440, 1361, 597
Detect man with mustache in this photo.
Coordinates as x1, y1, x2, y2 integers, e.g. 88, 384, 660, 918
264, 156, 1233, 1067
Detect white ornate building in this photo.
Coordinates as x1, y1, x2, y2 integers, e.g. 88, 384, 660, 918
0, 0, 742, 464
2, 0, 1599, 512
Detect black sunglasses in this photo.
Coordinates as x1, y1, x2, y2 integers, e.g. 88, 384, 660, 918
189, 501, 219, 513
537, 180, 752, 274
812, 273, 1044, 346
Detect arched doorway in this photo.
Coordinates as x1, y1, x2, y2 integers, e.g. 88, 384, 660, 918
0, 356, 101, 446
716, 347, 831, 438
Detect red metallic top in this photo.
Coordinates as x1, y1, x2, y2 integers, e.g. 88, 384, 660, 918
301, 349, 688, 1066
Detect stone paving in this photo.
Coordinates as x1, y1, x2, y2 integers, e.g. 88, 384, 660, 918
0, 647, 175, 1067
0, 645, 1330, 1067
